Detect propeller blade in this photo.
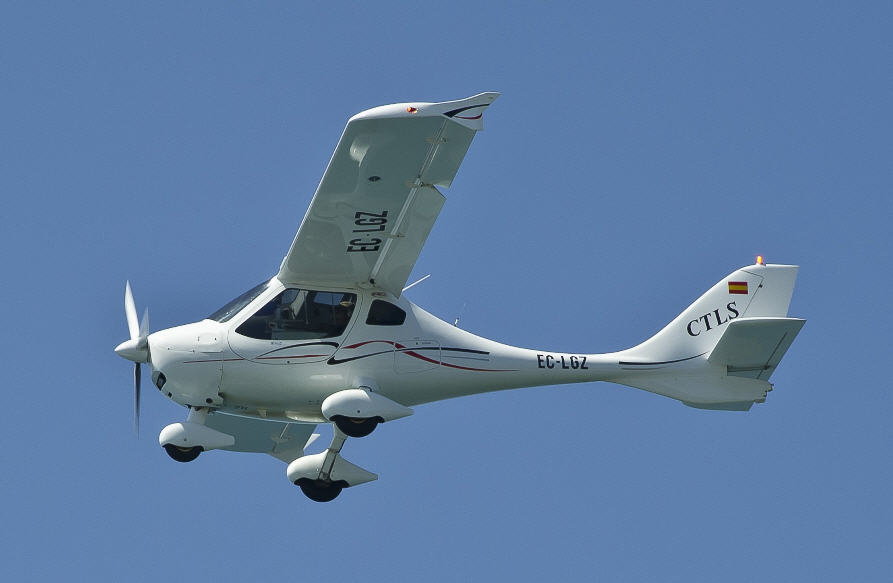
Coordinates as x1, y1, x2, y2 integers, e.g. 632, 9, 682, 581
139, 307, 150, 339
134, 362, 141, 435
125, 281, 139, 340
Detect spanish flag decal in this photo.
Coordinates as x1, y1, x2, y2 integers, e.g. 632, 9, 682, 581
728, 281, 748, 294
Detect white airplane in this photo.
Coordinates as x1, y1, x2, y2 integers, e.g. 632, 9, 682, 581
115, 93, 804, 502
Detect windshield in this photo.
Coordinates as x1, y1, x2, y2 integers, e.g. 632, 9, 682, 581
206, 280, 271, 323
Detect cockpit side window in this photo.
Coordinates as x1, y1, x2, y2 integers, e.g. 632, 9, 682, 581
235, 289, 357, 340
366, 300, 406, 326
207, 280, 270, 323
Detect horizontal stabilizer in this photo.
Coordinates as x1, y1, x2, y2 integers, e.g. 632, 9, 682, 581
708, 317, 805, 381
620, 372, 772, 411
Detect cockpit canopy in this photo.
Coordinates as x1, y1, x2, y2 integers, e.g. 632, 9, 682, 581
208, 281, 407, 342
235, 288, 357, 340
207, 280, 271, 323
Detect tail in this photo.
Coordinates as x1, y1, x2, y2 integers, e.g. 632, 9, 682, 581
612, 261, 805, 411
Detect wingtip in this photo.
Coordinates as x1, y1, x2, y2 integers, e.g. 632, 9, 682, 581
349, 92, 501, 125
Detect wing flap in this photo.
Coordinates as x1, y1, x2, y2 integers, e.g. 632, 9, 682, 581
369, 185, 445, 295
278, 93, 498, 295
708, 317, 805, 380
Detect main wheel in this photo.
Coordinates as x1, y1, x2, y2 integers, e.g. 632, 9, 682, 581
332, 415, 381, 438
163, 444, 203, 463
295, 478, 345, 502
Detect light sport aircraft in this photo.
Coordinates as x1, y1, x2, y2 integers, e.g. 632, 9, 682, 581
115, 92, 804, 502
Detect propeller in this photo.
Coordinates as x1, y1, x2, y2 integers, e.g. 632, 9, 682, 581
115, 281, 150, 435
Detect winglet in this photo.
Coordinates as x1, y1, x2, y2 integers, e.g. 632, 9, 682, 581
349, 92, 500, 131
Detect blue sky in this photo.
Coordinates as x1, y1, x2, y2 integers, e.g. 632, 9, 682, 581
3, 2, 892, 581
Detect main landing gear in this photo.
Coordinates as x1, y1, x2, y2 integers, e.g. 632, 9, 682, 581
163, 443, 203, 462
293, 427, 349, 502
158, 406, 381, 503
295, 478, 347, 502
158, 406, 234, 463
330, 415, 382, 438
287, 426, 378, 502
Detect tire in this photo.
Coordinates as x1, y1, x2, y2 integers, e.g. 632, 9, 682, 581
295, 478, 345, 503
332, 415, 381, 438
163, 444, 203, 463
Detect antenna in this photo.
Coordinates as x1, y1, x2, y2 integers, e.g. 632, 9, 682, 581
402, 274, 431, 293
453, 302, 467, 328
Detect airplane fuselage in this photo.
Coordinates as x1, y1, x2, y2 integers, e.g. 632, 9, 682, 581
147, 278, 621, 422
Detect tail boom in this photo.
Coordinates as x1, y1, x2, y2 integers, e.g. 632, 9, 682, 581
397, 262, 803, 411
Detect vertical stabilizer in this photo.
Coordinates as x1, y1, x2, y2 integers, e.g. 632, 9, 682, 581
619, 264, 798, 364
611, 263, 802, 410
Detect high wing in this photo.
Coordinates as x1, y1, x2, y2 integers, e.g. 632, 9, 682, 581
278, 92, 499, 296
205, 412, 318, 463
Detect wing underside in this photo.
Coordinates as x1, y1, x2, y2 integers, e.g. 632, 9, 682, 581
278, 92, 499, 296
205, 412, 317, 463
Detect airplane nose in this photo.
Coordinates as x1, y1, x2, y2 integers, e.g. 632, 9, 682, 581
137, 322, 225, 407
